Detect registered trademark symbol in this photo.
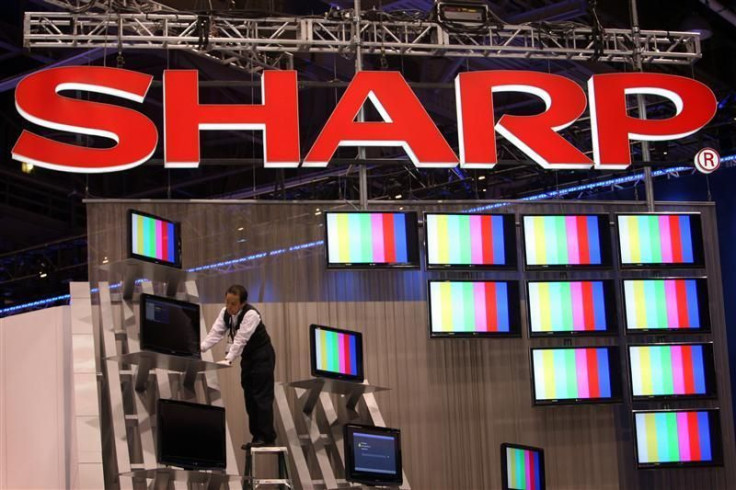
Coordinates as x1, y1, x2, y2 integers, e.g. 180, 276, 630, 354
694, 148, 720, 174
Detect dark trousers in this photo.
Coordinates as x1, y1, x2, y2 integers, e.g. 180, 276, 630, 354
240, 343, 276, 442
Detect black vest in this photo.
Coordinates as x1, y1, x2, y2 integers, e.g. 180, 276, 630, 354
223, 304, 271, 355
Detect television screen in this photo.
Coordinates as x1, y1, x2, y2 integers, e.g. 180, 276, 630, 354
617, 213, 704, 267
140, 294, 201, 358
633, 409, 722, 468
344, 424, 402, 487
531, 347, 621, 404
128, 209, 182, 268
501, 443, 545, 490
425, 213, 516, 269
628, 343, 716, 400
157, 399, 226, 470
309, 324, 364, 382
623, 279, 710, 333
527, 280, 615, 336
522, 215, 609, 268
428, 280, 521, 337
325, 211, 419, 268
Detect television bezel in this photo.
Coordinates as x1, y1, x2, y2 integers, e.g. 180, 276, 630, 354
309, 324, 365, 383
615, 212, 705, 269
156, 398, 226, 470
343, 423, 403, 487
526, 279, 618, 337
139, 293, 201, 358
427, 279, 522, 339
324, 210, 420, 269
423, 212, 517, 270
127, 209, 183, 269
621, 277, 711, 334
627, 341, 718, 401
500, 442, 546, 490
529, 345, 622, 406
632, 408, 723, 469
520, 213, 612, 270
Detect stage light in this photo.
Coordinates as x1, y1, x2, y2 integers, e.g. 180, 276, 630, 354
21, 162, 34, 174
434, 0, 489, 25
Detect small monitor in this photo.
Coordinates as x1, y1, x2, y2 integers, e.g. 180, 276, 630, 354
522, 214, 610, 269
325, 211, 420, 268
128, 209, 182, 268
344, 424, 402, 487
140, 294, 201, 358
424, 213, 516, 269
501, 443, 545, 490
530, 347, 621, 405
157, 399, 226, 470
628, 343, 717, 400
428, 280, 521, 338
309, 324, 364, 382
617, 213, 704, 268
623, 278, 710, 333
633, 409, 723, 468
527, 280, 616, 336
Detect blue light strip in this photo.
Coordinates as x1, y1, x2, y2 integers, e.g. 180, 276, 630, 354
0, 163, 709, 316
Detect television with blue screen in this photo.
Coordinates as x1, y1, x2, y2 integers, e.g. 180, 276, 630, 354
344, 424, 402, 486
617, 213, 704, 268
128, 209, 182, 268
633, 409, 722, 468
309, 324, 364, 382
424, 212, 516, 269
522, 214, 610, 269
325, 211, 419, 268
501, 443, 545, 490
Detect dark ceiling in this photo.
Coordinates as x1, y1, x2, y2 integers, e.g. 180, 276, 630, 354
2, 0, 736, 308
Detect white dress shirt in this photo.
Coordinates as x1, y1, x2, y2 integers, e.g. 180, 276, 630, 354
201, 307, 261, 363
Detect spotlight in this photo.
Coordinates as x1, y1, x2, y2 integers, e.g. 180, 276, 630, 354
434, 0, 489, 25
21, 162, 34, 174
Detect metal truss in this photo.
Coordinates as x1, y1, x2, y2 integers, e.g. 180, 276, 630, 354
24, 11, 702, 69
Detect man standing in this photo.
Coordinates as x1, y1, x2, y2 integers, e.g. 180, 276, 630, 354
201, 284, 277, 446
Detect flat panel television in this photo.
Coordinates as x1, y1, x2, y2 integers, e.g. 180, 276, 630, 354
128, 209, 182, 268
325, 211, 419, 268
157, 399, 226, 470
309, 324, 364, 382
633, 409, 723, 468
527, 280, 616, 336
424, 213, 516, 269
617, 213, 704, 268
140, 294, 201, 358
522, 215, 610, 268
428, 280, 521, 338
344, 424, 402, 487
530, 347, 621, 405
623, 278, 710, 333
501, 443, 545, 490
628, 343, 716, 400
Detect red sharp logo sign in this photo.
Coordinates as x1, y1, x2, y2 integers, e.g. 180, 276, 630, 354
11, 66, 718, 174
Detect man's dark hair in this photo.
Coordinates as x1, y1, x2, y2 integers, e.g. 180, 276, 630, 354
227, 284, 248, 303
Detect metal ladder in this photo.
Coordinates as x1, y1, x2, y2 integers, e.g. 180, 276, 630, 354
243, 445, 293, 490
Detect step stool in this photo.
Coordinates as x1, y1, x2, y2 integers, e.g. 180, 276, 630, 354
243, 445, 293, 490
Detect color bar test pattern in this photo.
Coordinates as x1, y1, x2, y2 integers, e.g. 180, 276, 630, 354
327, 213, 410, 264
524, 216, 602, 266
426, 214, 507, 266
430, 281, 511, 333
314, 328, 359, 376
528, 281, 608, 333
131, 212, 176, 262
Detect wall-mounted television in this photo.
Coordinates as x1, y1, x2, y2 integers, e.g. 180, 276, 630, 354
530, 346, 621, 405
424, 213, 516, 269
628, 343, 716, 400
617, 213, 704, 268
140, 294, 201, 358
428, 280, 521, 338
344, 424, 402, 487
522, 214, 610, 268
128, 209, 182, 268
501, 443, 545, 490
325, 211, 419, 268
157, 399, 226, 470
633, 409, 722, 468
527, 280, 616, 336
309, 324, 364, 382
623, 278, 710, 333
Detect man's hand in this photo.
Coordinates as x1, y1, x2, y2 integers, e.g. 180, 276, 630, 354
216, 359, 232, 366
200, 341, 208, 352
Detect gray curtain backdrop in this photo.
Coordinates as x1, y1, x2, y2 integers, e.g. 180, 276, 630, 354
87, 199, 736, 490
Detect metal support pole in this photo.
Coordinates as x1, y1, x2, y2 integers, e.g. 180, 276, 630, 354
630, 0, 655, 211
355, 0, 368, 209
